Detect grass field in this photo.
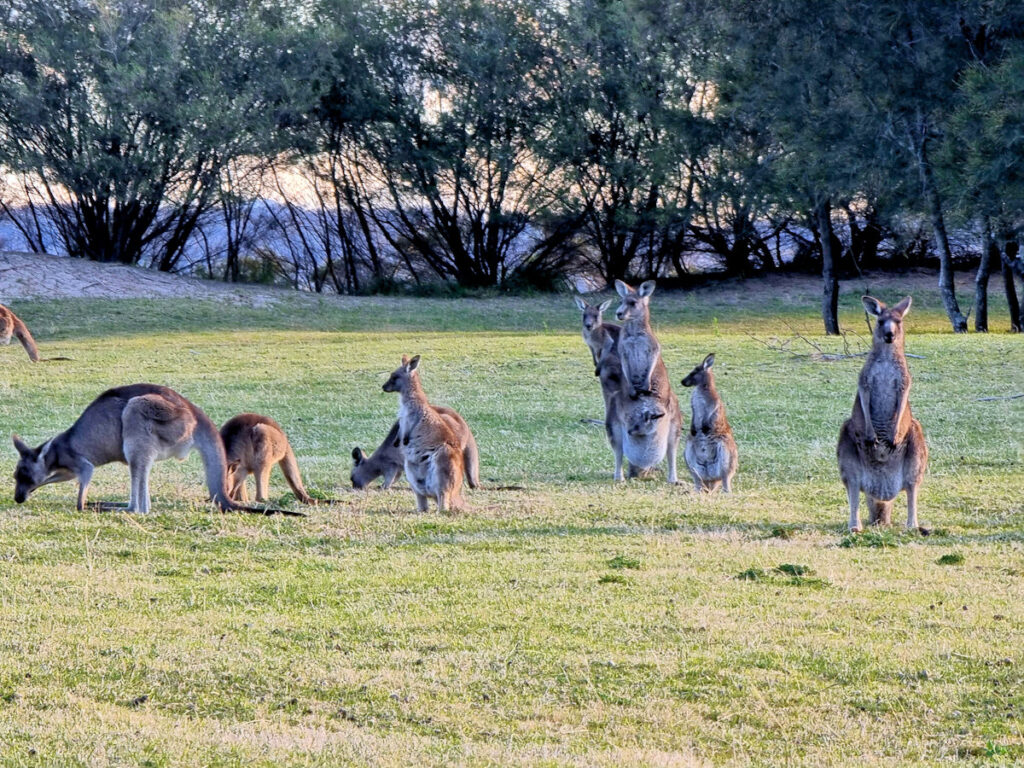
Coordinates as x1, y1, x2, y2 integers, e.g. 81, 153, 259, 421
0, 271, 1022, 767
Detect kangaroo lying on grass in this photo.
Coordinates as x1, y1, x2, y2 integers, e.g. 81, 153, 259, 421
12, 384, 302, 516
0, 304, 69, 362
351, 410, 480, 490
221, 413, 330, 505
681, 354, 738, 492
382, 355, 467, 512
838, 296, 928, 533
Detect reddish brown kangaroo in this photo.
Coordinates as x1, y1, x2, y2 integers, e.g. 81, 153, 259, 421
837, 296, 928, 532
382, 355, 466, 512
220, 413, 317, 505
681, 353, 738, 492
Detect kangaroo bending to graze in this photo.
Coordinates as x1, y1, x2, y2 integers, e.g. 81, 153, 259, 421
681, 354, 738, 492
0, 304, 68, 362
614, 280, 666, 399
351, 409, 480, 491
837, 296, 928, 533
574, 295, 620, 375
382, 355, 466, 512
12, 384, 303, 516
221, 413, 328, 505
606, 388, 683, 482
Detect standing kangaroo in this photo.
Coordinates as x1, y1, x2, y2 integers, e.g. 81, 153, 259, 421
681, 354, 738, 492
351, 409, 480, 490
382, 355, 466, 512
12, 384, 302, 516
220, 413, 318, 504
574, 296, 620, 374
606, 388, 683, 482
614, 280, 666, 398
837, 296, 928, 532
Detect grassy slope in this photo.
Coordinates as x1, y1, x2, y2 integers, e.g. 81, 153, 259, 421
0, 272, 1022, 767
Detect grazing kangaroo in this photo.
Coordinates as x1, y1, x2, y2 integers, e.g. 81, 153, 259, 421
681, 354, 738, 492
220, 413, 321, 504
614, 280, 668, 399
837, 296, 928, 532
351, 409, 481, 490
382, 355, 466, 511
12, 383, 302, 516
0, 305, 39, 362
574, 296, 620, 374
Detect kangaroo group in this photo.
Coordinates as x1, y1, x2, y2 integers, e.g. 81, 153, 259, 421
9, 285, 926, 533
576, 284, 925, 532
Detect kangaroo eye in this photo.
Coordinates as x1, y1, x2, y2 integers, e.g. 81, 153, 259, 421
701, 425, 710, 434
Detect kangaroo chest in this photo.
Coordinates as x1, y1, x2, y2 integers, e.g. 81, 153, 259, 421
861, 358, 907, 436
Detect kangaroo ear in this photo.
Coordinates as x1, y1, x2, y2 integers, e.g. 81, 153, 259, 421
574, 296, 587, 311
12, 435, 30, 457
893, 295, 912, 317
702, 353, 715, 370
862, 296, 884, 317
408, 355, 421, 371
638, 280, 656, 297
351, 447, 365, 463
614, 279, 631, 297
598, 298, 614, 313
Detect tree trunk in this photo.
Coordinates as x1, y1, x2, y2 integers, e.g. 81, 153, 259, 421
919, 150, 968, 332
815, 199, 840, 335
1003, 239, 1022, 332
975, 226, 996, 332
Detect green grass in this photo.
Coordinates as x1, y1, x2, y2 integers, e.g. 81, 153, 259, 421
0, 271, 1023, 766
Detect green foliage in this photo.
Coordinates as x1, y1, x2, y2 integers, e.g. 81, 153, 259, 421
937, 552, 966, 565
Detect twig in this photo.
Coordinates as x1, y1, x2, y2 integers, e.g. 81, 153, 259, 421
977, 393, 1024, 402
579, 418, 604, 427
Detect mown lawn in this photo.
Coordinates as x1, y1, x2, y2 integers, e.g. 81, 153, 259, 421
0, 272, 1022, 767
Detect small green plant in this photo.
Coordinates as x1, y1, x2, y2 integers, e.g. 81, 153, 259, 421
936, 552, 965, 566
839, 529, 903, 549
770, 526, 796, 540
607, 554, 642, 570
598, 573, 627, 585
736, 568, 767, 581
775, 563, 811, 577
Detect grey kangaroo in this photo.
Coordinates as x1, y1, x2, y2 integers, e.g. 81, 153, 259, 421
351, 409, 481, 490
12, 383, 302, 516
837, 296, 928, 532
382, 355, 467, 512
574, 296, 620, 374
606, 388, 682, 482
681, 353, 738, 492
614, 280, 666, 398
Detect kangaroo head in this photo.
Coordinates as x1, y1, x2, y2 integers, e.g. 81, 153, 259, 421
614, 280, 655, 322
863, 296, 911, 346
681, 353, 715, 388
575, 296, 613, 332
350, 447, 377, 489
382, 354, 421, 393
11, 435, 70, 504
627, 405, 666, 437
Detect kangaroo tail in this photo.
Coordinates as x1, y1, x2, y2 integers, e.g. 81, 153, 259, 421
279, 444, 316, 505
193, 410, 305, 517
12, 317, 40, 362
868, 497, 893, 526
463, 431, 481, 489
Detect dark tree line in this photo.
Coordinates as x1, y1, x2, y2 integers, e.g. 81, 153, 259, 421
2, 0, 1024, 331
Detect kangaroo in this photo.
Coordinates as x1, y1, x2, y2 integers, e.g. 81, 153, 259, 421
351, 409, 480, 490
0, 305, 68, 362
12, 383, 302, 516
681, 354, 738, 492
574, 296, 620, 374
220, 413, 322, 504
382, 355, 466, 511
606, 388, 682, 482
837, 296, 928, 532
614, 280, 668, 399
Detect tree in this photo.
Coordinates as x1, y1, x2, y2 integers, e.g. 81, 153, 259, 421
0, 0, 297, 270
